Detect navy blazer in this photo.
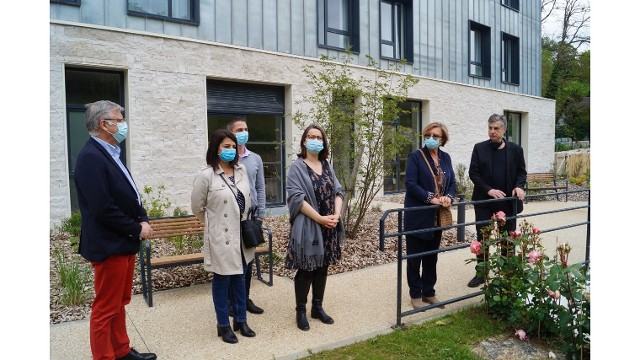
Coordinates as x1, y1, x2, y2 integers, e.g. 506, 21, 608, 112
403, 147, 456, 240
74, 138, 148, 262
469, 139, 527, 213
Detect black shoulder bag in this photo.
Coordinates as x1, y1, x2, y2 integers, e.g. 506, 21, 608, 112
219, 174, 265, 248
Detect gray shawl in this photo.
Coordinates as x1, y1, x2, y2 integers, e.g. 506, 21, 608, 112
286, 157, 345, 270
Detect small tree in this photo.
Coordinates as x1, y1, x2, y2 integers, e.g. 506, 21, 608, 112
293, 53, 418, 237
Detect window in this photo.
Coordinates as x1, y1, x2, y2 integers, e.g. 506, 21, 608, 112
505, 111, 522, 145
206, 80, 286, 206
51, 0, 80, 5
65, 68, 125, 211
380, 1, 413, 62
469, 21, 491, 78
384, 101, 421, 193
501, 0, 519, 11
501, 32, 520, 85
318, 0, 360, 52
128, 0, 199, 24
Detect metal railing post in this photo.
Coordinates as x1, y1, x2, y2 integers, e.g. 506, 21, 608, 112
457, 195, 465, 242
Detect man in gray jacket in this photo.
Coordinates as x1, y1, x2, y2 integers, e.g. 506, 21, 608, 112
228, 116, 267, 314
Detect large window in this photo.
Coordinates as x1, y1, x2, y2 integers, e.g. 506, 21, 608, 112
206, 80, 285, 206
128, 0, 199, 24
469, 21, 491, 78
505, 111, 522, 145
501, 32, 520, 85
318, 0, 360, 52
380, 0, 413, 62
384, 101, 421, 193
65, 68, 125, 211
501, 0, 519, 11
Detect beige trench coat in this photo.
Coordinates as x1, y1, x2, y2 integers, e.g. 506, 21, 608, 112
191, 165, 254, 275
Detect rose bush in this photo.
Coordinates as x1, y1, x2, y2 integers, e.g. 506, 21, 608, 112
467, 214, 590, 359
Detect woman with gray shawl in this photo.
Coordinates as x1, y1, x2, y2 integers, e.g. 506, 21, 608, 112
285, 124, 345, 331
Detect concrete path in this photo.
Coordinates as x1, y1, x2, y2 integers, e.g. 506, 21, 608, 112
50, 200, 589, 360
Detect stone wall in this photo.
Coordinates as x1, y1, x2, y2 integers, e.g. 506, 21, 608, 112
49, 22, 556, 225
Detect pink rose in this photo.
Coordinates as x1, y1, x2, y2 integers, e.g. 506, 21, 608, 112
532, 228, 540, 234
527, 250, 542, 264
470, 241, 482, 256
515, 329, 527, 340
495, 211, 506, 221
510, 229, 522, 238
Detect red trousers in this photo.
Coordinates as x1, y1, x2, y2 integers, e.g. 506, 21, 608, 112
90, 254, 135, 360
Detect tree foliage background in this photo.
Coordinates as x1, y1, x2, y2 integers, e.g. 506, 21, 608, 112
541, 0, 590, 141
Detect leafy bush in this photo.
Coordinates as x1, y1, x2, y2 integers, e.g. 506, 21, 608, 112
173, 207, 189, 216
555, 142, 572, 152
455, 163, 473, 199
60, 210, 82, 237
467, 213, 590, 358
141, 185, 171, 218
569, 175, 587, 186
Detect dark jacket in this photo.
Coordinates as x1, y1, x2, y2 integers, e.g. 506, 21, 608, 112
74, 138, 148, 262
469, 139, 527, 213
403, 147, 456, 240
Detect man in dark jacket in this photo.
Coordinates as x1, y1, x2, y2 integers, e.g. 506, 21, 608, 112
74, 100, 156, 360
467, 114, 527, 288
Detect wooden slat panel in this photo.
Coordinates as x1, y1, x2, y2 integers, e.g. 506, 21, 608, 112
151, 253, 204, 267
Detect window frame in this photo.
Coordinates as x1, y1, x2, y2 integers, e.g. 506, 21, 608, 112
504, 111, 522, 145
468, 20, 491, 79
501, 32, 520, 85
501, 0, 520, 12
379, 0, 413, 63
318, 0, 360, 53
51, 0, 81, 5
127, 0, 200, 25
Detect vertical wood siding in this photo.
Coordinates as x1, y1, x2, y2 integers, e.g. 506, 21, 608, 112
50, 0, 542, 96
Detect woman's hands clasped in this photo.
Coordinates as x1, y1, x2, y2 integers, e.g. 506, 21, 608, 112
321, 214, 340, 228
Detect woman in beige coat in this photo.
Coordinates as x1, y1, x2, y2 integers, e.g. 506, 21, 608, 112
191, 129, 256, 344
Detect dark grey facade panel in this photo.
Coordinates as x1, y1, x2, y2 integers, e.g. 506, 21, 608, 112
50, 0, 542, 96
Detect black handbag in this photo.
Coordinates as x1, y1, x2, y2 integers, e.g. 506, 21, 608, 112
219, 174, 264, 248
240, 208, 265, 248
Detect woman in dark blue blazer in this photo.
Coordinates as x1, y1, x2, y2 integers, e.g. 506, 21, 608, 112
403, 122, 456, 309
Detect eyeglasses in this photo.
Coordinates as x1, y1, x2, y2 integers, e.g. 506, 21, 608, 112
306, 135, 323, 141
425, 134, 441, 140
104, 118, 126, 123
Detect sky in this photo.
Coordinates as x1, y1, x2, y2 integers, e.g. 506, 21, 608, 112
2, 1, 636, 358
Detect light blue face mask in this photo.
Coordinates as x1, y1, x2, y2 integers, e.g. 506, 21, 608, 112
235, 131, 249, 146
219, 148, 236, 162
107, 121, 128, 143
424, 136, 440, 150
305, 139, 324, 154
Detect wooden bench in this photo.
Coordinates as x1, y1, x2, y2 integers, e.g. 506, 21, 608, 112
139, 215, 273, 307
524, 172, 568, 203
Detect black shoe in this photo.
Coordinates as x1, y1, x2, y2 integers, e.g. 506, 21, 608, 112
232, 320, 256, 337
296, 309, 310, 331
311, 306, 334, 324
217, 325, 238, 344
246, 298, 264, 314
116, 348, 157, 360
467, 276, 485, 288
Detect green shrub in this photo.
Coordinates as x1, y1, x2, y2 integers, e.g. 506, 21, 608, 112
555, 142, 572, 152
173, 207, 189, 216
60, 210, 82, 237
54, 250, 92, 306
141, 185, 171, 218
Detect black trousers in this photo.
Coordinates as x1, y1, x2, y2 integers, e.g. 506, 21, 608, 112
406, 231, 442, 299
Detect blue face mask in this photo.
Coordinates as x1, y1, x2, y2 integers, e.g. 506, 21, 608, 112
424, 136, 440, 150
305, 139, 324, 154
235, 131, 249, 146
107, 121, 128, 143
219, 148, 236, 162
